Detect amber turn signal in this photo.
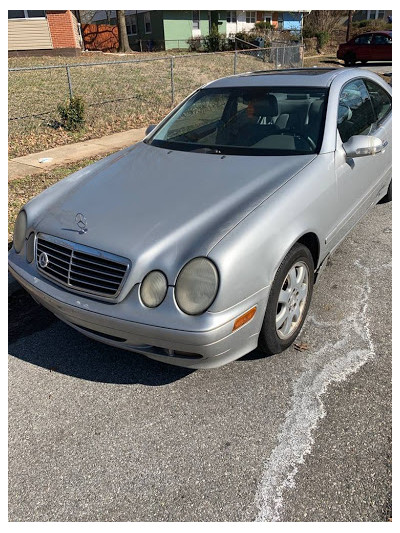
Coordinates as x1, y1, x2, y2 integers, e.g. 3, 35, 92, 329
233, 306, 257, 332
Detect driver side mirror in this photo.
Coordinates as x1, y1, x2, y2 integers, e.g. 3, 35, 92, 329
342, 135, 384, 158
145, 124, 157, 136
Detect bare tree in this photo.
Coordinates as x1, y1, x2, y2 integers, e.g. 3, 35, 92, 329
303, 10, 346, 35
116, 10, 132, 53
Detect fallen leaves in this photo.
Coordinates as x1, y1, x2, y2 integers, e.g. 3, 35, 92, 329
294, 342, 309, 352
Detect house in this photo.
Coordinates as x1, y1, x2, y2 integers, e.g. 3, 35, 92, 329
80, 10, 304, 51
8, 10, 82, 56
353, 10, 392, 22
80, 10, 225, 50
225, 10, 303, 34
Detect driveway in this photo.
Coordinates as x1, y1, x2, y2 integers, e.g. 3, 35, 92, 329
8, 201, 391, 522
359, 62, 392, 75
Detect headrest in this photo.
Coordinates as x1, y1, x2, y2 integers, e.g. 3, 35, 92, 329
248, 94, 279, 118
309, 98, 324, 120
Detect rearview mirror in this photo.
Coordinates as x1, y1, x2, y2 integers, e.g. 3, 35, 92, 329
145, 124, 157, 136
343, 135, 383, 158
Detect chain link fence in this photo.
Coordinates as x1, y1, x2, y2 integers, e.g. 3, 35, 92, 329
8, 44, 304, 158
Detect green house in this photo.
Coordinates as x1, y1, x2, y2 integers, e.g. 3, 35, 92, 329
124, 10, 227, 50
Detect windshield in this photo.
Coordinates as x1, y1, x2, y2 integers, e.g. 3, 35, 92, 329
147, 86, 328, 156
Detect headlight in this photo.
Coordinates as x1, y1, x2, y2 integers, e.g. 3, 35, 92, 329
175, 257, 219, 315
140, 270, 168, 308
13, 210, 27, 254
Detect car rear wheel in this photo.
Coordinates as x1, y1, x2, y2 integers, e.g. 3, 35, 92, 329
344, 52, 356, 66
258, 243, 314, 356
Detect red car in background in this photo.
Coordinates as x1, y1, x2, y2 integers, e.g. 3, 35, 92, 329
337, 31, 392, 65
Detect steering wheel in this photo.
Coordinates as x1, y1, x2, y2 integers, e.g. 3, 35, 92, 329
275, 129, 316, 151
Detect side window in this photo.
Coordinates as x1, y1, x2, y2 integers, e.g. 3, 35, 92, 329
365, 79, 392, 123
373, 34, 392, 45
337, 79, 376, 142
354, 34, 372, 45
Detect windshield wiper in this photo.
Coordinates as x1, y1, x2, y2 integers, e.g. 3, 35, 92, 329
189, 146, 223, 154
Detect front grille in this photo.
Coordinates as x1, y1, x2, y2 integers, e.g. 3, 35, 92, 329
36, 234, 130, 299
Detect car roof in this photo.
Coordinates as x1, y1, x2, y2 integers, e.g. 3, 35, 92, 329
205, 68, 351, 89
355, 30, 392, 36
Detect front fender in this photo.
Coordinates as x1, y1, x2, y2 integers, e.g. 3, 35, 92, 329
207, 154, 337, 312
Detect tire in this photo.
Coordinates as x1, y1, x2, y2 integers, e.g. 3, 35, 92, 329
361, 60, 368, 64
258, 243, 314, 356
379, 180, 392, 204
344, 52, 356, 66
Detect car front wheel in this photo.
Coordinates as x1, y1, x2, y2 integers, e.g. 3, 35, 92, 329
258, 243, 314, 356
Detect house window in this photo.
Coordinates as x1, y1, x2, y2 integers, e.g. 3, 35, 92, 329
227, 11, 237, 23
277, 13, 283, 29
246, 11, 256, 24
144, 12, 152, 34
367, 10, 385, 20
8, 10, 46, 19
126, 14, 137, 35
192, 10, 200, 30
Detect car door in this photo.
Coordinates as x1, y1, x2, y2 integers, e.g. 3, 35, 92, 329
329, 78, 389, 249
364, 78, 392, 191
354, 33, 373, 61
371, 33, 392, 61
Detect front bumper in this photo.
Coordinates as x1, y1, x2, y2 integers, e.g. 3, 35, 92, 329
9, 249, 270, 369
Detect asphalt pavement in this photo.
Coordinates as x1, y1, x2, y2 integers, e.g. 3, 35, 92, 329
8, 201, 392, 522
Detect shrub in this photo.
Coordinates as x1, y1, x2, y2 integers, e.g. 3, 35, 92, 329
315, 31, 330, 52
204, 24, 228, 52
57, 96, 85, 131
352, 19, 392, 31
255, 21, 273, 31
234, 30, 258, 48
187, 37, 203, 52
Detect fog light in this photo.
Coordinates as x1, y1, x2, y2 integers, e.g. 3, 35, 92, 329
233, 307, 257, 331
140, 270, 168, 308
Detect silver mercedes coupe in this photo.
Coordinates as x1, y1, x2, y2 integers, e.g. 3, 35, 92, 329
8, 68, 392, 369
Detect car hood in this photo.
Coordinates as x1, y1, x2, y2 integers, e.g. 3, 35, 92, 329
30, 142, 316, 282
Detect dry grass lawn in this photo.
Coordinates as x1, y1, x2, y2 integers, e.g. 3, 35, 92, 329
8, 49, 299, 159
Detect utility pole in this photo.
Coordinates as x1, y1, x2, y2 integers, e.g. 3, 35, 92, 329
346, 10, 353, 42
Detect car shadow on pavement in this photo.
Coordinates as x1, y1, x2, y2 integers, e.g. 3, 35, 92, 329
8, 288, 193, 386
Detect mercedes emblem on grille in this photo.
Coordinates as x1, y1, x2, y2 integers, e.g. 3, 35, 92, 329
75, 213, 88, 234
38, 252, 49, 268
